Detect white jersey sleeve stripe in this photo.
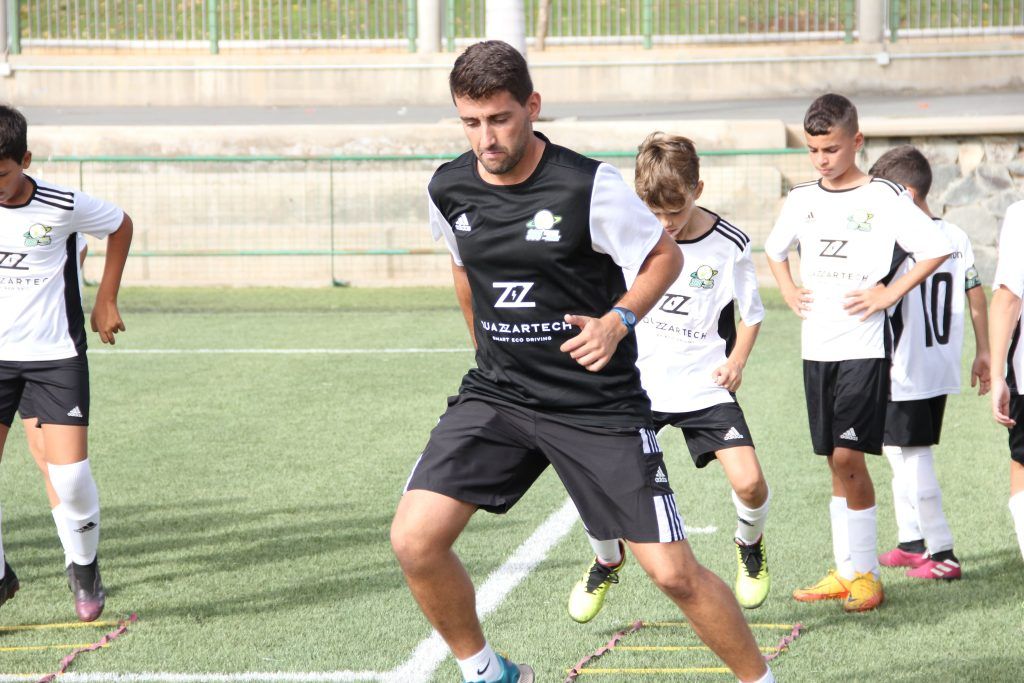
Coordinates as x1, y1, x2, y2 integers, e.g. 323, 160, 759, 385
716, 219, 751, 247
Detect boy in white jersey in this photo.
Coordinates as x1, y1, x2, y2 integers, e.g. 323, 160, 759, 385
868, 145, 990, 581
0, 106, 132, 621
989, 200, 1024, 562
567, 133, 772, 623
765, 94, 951, 612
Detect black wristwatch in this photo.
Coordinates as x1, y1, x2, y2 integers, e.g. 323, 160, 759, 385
611, 306, 638, 331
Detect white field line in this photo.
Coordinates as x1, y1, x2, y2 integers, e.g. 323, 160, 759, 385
87, 348, 471, 355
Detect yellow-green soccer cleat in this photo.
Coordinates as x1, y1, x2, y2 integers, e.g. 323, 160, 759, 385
792, 569, 850, 603
843, 572, 884, 612
734, 536, 770, 609
567, 551, 625, 624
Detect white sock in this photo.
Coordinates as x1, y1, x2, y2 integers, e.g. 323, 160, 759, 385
47, 460, 100, 566
51, 507, 73, 567
742, 665, 775, 683
903, 446, 953, 554
847, 506, 879, 577
585, 532, 623, 566
830, 497, 854, 580
1010, 492, 1024, 562
883, 445, 922, 543
457, 643, 502, 683
732, 487, 770, 546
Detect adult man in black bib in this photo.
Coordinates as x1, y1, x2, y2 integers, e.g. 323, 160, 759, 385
390, 41, 771, 683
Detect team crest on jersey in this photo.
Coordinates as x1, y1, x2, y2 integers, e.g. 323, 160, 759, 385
525, 209, 562, 242
24, 224, 53, 247
847, 209, 873, 232
689, 264, 718, 289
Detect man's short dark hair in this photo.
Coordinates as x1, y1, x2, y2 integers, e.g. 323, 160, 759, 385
869, 145, 933, 199
803, 93, 859, 136
449, 40, 533, 105
0, 105, 27, 163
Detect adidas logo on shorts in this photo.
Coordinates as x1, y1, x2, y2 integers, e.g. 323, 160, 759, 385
654, 467, 668, 484
723, 426, 744, 441
840, 427, 858, 441
67, 406, 83, 418
454, 214, 471, 232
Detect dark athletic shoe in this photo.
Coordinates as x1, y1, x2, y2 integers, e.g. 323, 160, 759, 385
67, 557, 105, 622
0, 562, 19, 608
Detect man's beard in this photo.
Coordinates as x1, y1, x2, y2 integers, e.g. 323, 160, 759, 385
478, 138, 526, 175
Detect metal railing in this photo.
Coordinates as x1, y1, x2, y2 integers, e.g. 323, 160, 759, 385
887, 0, 1024, 40
8, 0, 1022, 54
30, 149, 812, 286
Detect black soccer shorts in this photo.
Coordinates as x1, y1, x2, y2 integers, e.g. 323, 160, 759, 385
404, 394, 686, 543
884, 396, 947, 448
803, 358, 889, 456
1009, 395, 1024, 466
653, 401, 756, 469
0, 354, 90, 428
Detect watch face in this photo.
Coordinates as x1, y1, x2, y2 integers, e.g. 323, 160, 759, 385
624, 310, 637, 325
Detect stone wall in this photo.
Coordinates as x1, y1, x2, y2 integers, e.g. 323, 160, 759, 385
861, 134, 1024, 283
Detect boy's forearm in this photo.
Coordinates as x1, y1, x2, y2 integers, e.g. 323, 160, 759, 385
884, 254, 949, 302
728, 321, 761, 368
616, 231, 682, 320
95, 215, 132, 303
767, 256, 795, 291
989, 287, 1022, 378
966, 286, 990, 353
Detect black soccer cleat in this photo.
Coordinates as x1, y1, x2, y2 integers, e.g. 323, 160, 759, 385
0, 562, 19, 608
67, 557, 105, 622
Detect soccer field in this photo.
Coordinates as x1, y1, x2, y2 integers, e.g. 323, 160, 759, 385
0, 286, 1020, 682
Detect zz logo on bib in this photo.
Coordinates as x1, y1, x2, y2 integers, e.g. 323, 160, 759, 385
493, 281, 536, 308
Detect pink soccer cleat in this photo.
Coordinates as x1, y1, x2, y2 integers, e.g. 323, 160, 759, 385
878, 547, 928, 568
906, 557, 961, 580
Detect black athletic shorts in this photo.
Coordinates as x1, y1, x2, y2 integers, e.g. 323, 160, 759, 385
652, 401, 756, 469
405, 394, 686, 543
1009, 395, 1024, 466
884, 396, 947, 447
0, 354, 90, 428
803, 358, 889, 456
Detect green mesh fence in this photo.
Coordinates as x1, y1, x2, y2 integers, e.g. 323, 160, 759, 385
30, 149, 814, 286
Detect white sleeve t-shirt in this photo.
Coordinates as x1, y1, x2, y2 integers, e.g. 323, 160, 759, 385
765, 178, 952, 361
0, 178, 124, 361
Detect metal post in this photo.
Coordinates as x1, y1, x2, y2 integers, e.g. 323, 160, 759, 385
889, 0, 901, 42
418, 0, 441, 54
406, 0, 417, 53
857, 0, 884, 43
843, 0, 855, 43
445, 0, 455, 51
208, 0, 219, 55
642, 0, 653, 49
6, 0, 20, 55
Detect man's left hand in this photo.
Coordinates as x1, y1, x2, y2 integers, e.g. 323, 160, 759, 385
560, 312, 628, 372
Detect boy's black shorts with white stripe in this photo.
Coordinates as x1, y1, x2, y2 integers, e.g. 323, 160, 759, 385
1009, 394, 1024, 466
405, 394, 686, 543
884, 396, 947, 447
652, 401, 756, 468
0, 354, 90, 428
803, 358, 889, 456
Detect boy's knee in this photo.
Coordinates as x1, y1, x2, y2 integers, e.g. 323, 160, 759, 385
647, 563, 703, 602
733, 476, 767, 506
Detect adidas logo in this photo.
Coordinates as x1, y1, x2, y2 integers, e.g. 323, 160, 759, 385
67, 406, 83, 418
930, 559, 960, 577
454, 213, 471, 232
73, 522, 97, 534
723, 426, 744, 441
839, 427, 858, 441
654, 467, 668, 484
805, 211, 815, 222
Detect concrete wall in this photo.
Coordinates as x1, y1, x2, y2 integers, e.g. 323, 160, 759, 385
4, 38, 1023, 107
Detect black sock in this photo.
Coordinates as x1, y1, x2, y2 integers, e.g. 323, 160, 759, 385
930, 549, 958, 563
898, 539, 926, 554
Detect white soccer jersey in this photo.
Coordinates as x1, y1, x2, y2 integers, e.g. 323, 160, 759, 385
993, 200, 1024, 393
0, 177, 124, 361
765, 178, 952, 362
890, 219, 980, 401
626, 212, 765, 413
